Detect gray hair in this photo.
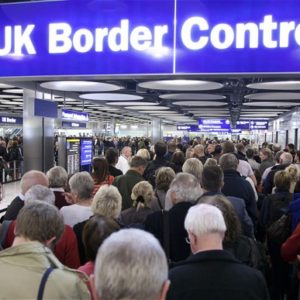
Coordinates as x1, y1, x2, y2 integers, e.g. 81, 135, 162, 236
185, 203, 226, 237
219, 153, 238, 171
46, 166, 68, 188
69, 171, 94, 200
25, 185, 55, 205
95, 229, 168, 300
131, 181, 154, 207
280, 152, 293, 164
92, 185, 122, 219
182, 158, 203, 182
168, 173, 202, 204
204, 158, 218, 167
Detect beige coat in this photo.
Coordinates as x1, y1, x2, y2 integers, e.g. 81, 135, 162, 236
0, 241, 91, 299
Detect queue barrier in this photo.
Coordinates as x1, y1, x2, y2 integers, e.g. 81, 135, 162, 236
1, 160, 23, 184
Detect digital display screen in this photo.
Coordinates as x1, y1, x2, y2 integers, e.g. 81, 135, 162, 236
66, 138, 80, 175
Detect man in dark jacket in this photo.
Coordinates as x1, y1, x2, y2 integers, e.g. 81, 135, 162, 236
112, 156, 147, 210
167, 204, 269, 300
143, 141, 175, 187
220, 153, 257, 226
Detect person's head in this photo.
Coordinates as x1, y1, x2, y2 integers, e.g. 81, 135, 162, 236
24, 185, 55, 205
131, 181, 154, 209
219, 153, 238, 171
201, 165, 224, 193
204, 158, 217, 167
193, 144, 205, 157
287, 143, 295, 153
246, 148, 255, 159
167, 142, 176, 153
206, 144, 215, 154
198, 195, 241, 243
171, 151, 185, 166
129, 156, 148, 175
122, 146, 132, 159
221, 141, 235, 154
94, 229, 169, 300
295, 150, 300, 164
83, 215, 119, 262
92, 157, 110, 184
182, 158, 203, 182
92, 185, 122, 219
260, 148, 272, 161
275, 150, 284, 163
105, 147, 119, 166
20, 170, 49, 195
184, 203, 226, 254
272, 143, 282, 153
15, 201, 64, 247
136, 148, 150, 161
69, 171, 94, 201
155, 167, 176, 192
280, 152, 293, 165
154, 141, 167, 158
46, 166, 68, 189
213, 144, 222, 155
236, 143, 245, 154
274, 170, 293, 192
167, 173, 202, 205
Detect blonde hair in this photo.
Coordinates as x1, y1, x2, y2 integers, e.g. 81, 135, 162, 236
131, 181, 154, 209
285, 164, 300, 193
136, 149, 150, 160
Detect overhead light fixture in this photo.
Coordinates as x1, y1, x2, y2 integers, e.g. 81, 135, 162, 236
0, 84, 15, 89
243, 102, 300, 107
125, 106, 170, 110
80, 93, 143, 101
3, 89, 23, 94
172, 101, 227, 106
245, 92, 300, 100
40, 81, 123, 92
160, 93, 226, 100
138, 80, 223, 91
106, 102, 158, 106
247, 81, 300, 90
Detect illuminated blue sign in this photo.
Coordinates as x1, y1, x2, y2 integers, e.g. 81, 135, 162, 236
177, 125, 200, 131
249, 120, 269, 130
62, 121, 86, 128
34, 99, 57, 118
0, 0, 299, 76
198, 119, 230, 131
0, 116, 22, 124
80, 139, 93, 166
62, 109, 89, 122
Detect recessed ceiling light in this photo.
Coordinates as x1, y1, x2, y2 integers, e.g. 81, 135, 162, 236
0, 94, 19, 99
107, 101, 158, 106
125, 106, 170, 110
3, 89, 23, 94
160, 93, 226, 100
138, 110, 177, 114
0, 84, 15, 89
247, 81, 300, 90
138, 80, 223, 91
245, 92, 300, 100
80, 93, 143, 101
40, 81, 123, 92
172, 101, 227, 106
243, 102, 300, 107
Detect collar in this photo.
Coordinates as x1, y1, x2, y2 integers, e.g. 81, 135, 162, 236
18, 193, 25, 201
50, 187, 65, 192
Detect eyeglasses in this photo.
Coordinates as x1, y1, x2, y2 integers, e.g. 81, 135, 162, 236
185, 237, 191, 244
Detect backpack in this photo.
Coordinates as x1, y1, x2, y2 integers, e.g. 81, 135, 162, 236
0, 220, 12, 250
267, 213, 292, 245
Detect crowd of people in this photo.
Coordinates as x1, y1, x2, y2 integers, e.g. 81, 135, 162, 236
0, 137, 300, 299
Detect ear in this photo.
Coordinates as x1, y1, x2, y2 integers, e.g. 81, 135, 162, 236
170, 191, 177, 204
45, 236, 56, 248
158, 280, 170, 300
89, 275, 100, 300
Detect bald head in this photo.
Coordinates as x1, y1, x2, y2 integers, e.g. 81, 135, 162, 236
20, 170, 49, 195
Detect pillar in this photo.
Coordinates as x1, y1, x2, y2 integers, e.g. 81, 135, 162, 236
23, 89, 54, 172
151, 118, 162, 144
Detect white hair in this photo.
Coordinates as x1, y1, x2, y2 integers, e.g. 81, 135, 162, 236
92, 185, 122, 219
24, 185, 55, 205
168, 173, 202, 204
185, 203, 226, 237
46, 166, 68, 188
182, 158, 203, 181
69, 171, 94, 199
95, 229, 168, 300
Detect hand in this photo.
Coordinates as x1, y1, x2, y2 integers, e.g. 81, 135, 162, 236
63, 192, 76, 204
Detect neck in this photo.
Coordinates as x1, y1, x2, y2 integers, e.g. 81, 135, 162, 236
12, 236, 34, 247
76, 198, 92, 206
192, 233, 223, 254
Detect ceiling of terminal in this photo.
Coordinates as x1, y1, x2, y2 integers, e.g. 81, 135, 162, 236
1, 76, 300, 126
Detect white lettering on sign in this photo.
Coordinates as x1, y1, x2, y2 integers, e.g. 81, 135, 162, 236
181, 15, 300, 50
49, 20, 169, 54
62, 110, 89, 122
0, 25, 36, 55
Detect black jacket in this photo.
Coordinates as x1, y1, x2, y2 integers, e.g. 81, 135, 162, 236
221, 170, 257, 225
167, 250, 269, 300
2, 196, 24, 221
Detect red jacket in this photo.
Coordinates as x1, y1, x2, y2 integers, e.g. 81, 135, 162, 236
4, 220, 80, 268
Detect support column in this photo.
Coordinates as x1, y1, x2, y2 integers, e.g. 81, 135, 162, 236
151, 118, 162, 144
23, 89, 54, 173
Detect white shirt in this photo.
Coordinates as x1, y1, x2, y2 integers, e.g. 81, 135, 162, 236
116, 155, 129, 174
60, 204, 92, 227
237, 160, 254, 178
